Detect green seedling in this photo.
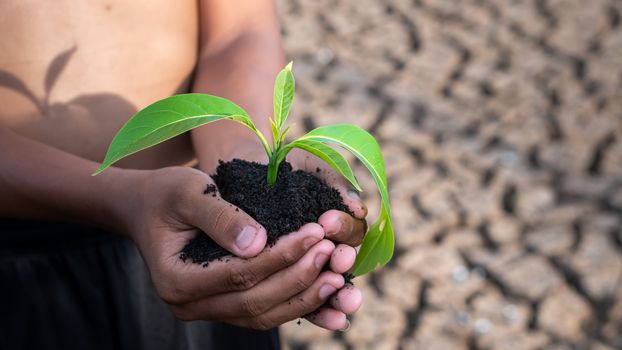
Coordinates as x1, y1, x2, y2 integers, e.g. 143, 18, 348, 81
93, 62, 393, 276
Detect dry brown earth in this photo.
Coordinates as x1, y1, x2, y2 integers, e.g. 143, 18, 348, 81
277, 1, 622, 349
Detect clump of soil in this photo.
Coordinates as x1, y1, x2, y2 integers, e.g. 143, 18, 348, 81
180, 159, 351, 266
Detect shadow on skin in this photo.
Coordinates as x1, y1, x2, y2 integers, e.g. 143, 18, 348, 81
0, 45, 137, 125
1, 46, 199, 171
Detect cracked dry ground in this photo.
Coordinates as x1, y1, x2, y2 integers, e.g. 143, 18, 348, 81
275, 0, 622, 349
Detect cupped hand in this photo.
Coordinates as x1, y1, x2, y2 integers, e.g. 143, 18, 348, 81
125, 141, 368, 331
286, 148, 367, 330
209, 143, 368, 330
120, 166, 348, 330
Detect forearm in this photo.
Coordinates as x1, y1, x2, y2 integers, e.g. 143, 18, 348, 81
0, 128, 137, 233
191, 1, 285, 172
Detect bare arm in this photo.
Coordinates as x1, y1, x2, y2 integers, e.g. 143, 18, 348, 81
0, 127, 133, 232
190, 0, 284, 171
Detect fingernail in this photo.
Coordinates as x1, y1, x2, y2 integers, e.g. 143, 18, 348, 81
319, 284, 336, 299
339, 319, 351, 332
329, 220, 343, 235
314, 253, 330, 269
347, 190, 360, 201
236, 226, 257, 251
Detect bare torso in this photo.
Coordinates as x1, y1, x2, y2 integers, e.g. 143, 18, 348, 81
0, 0, 199, 169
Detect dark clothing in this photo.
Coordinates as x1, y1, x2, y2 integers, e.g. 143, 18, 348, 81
0, 220, 280, 350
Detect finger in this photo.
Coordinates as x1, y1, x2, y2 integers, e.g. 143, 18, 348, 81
330, 284, 362, 314
227, 271, 345, 330
305, 306, 350, 331
329, 244, 357, 274
186, 186, 267, 258
161, 223, 325, 304
175, 239, 336, 320
318, 210, 366, 246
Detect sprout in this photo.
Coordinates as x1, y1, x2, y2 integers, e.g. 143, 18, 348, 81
93, 62, 394, 276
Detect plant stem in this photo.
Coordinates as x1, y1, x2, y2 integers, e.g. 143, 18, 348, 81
266, 154, 279, 185
250, 127, 281, 185
265, 121, 284, 185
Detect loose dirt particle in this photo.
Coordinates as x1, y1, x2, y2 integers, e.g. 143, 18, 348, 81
203, 184, 217, 195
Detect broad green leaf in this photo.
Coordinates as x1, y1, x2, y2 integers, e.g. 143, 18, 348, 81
93, 93, 258, 175
351, 206, 394, 276
296, 124, 394, 275
282, 139, 361, 192
273, 62, 295, 129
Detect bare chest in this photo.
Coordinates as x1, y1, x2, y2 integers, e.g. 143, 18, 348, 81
0, 0, 198, 165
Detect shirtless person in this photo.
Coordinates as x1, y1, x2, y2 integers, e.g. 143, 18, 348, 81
0, 1, 367, 348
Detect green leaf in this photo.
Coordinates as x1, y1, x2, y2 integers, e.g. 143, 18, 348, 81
93, 93, 260, 175
351, 207, 394, 276
273, 61, 295, 130
296, 124, 394, 276
284, 139, 361, 192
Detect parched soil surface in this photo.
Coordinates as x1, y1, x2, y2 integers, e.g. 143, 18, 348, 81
277, 0, 622, 349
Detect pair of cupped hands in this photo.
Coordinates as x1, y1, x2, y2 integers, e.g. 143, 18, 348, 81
124, 146, 366, 331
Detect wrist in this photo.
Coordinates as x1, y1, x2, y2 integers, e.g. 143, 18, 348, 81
96, 167, 147, 237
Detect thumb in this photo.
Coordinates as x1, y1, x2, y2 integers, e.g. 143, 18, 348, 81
187, 185, 267, 258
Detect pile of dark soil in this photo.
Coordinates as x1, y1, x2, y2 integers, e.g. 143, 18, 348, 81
180, 159, 351, 266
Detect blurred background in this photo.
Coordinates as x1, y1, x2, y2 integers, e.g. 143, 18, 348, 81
276, 0, 622, 349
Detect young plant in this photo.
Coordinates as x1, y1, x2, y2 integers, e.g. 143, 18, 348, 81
93, 62, 393, 276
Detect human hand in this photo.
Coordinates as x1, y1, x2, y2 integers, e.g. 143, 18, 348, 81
197, 140, 368, 330
287, 148, 368, 329
117, 166, 348, 330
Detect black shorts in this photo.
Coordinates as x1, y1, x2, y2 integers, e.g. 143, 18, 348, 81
0, 219, 280, 350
